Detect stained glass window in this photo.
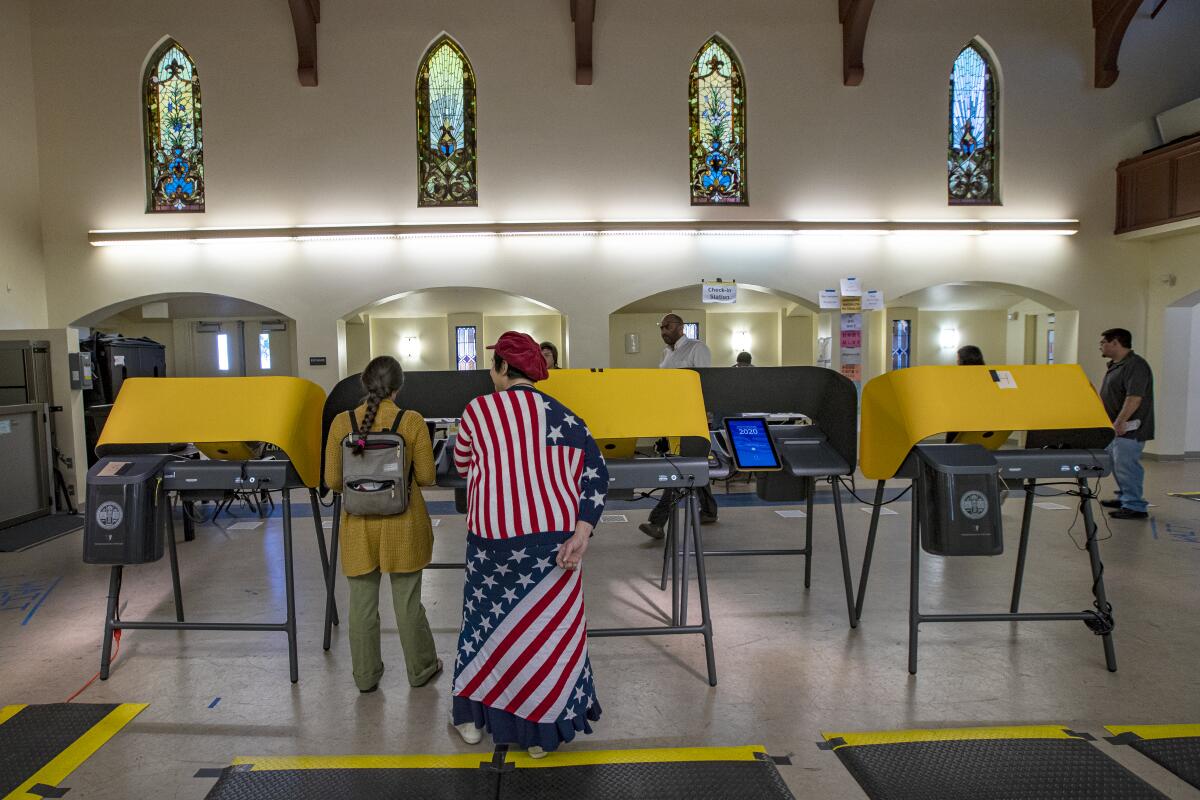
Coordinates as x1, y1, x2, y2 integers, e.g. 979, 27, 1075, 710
143, 39, 204, 212
890, 320, 911, 370
948, 42, 997, 205
689, 36, 746, 205
683, 322, 700, 341
456, 326, 477, 371
417, 37, 478, 207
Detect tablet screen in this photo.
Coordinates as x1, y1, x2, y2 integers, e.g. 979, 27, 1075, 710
723, 417, 782, 471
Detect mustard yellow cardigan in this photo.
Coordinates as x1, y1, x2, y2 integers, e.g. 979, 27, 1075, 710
323, 400, 436, 575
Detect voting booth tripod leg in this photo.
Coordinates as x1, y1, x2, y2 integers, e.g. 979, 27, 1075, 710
100, 565, 123, 680
689, 492, 718, 687
182, 499, 196, 542
908, 478, 922, 675
309, 489, 339, 627
1010, 480, 1036, 613
854, 481, 887, 621
167, 497, 184, 622
322, 494, 342, 652
829, 478, 858, 629
803, 479, 815, 589
678, 493, 697, 626
1079, 479, 1117, 672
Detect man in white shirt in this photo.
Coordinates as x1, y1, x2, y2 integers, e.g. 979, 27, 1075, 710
658, 314, 712, 368
640, 314, 719, 539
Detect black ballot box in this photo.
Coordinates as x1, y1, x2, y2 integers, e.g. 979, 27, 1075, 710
915, 444, 1003, 557
84, 455, 171, 564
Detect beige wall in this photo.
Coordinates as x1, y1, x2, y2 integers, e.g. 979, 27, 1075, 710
345, 320, 371, 374
370, 316, 449, 371
706, 312, 780, 367
780, 312, 814, 366
11, 0, 1200, 396
367, 313, 562, 371
915, 310, 1008, 367
482, 315, 563, 361
609, 313, 670, 368
0, 0, 47, 329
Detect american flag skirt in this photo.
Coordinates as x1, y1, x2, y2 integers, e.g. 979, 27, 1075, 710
451, 531, 601, 751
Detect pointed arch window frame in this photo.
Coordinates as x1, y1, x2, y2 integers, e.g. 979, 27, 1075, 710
142, 38, 205, 214
416, 35, 479, 208
947, 40, 999, 206
689, 35, 747, 206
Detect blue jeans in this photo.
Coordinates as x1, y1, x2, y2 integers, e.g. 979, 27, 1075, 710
1107, 437, 1147, 513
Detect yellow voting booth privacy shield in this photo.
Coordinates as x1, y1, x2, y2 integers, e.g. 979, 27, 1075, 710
96, 376, 327, 487
537, 369, 710, 454
860, 365, 1113, 480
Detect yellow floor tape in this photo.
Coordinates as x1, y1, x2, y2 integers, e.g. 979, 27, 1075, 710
3, 703, 148, 800
1106, 724, 1200, 741
0, 705, 27, 728
822, 725, 1079, 749
232, 745, 767, 772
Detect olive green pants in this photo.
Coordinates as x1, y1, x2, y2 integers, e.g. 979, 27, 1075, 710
346, 569, 439, 690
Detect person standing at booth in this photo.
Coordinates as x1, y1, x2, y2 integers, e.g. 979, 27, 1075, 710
449, 332, 609, 757
323, 356, 441, 693
640, 314, 718, 539
1098, 328, 1154, 520
540, 341, 560, 370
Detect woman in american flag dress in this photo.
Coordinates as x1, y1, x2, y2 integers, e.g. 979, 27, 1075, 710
449, 332, 608, 757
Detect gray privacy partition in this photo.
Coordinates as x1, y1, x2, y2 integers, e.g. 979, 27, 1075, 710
692, 366, 861, 627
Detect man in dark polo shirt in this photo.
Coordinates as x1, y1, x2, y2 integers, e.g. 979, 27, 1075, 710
1098, 328, 1154, 520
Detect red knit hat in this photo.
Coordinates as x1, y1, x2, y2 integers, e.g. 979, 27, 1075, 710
487, 331, 549, 381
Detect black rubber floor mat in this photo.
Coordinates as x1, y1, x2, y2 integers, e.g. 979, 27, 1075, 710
0, 704, 117, 796
1107, 725, 1200, 791
498, 758, 794, 800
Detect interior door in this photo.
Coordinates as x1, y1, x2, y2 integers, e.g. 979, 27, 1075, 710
245, 322, 292, 376
192, 322, 246, 377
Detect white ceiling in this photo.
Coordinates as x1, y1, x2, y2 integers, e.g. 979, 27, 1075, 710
615, 285, 811, 315
891, 283, 1050, 311
361, 288, 558, 318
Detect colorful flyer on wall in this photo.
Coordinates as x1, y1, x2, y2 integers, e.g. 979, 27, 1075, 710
840, 362, 862, 382
840, 329, 862, 350
840, 295, 862, 312
862, 289, 884, 311
819, 289, 840, 309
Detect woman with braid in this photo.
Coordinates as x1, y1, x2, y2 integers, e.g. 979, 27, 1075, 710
324, 356, 441, 692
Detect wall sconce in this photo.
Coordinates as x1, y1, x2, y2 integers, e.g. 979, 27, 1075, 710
624, 333, 640, 354
732, 330, 752, 352
402, 336, 420, 362
938, 327, 960, 350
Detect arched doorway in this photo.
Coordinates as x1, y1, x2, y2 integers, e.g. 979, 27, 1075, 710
887, 282, 1077, 369
608, 284, 818, 368
342, 287, 566, 373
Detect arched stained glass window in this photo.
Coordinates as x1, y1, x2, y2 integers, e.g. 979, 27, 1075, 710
143, 39, 204, 213
689, 36, 746, 205
416, 36, 477, 207
948, 42, 998, 205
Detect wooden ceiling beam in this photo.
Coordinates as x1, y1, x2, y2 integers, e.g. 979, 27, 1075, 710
287, 0, 320, 87
571, 0, 595, 85
839, 0, 875, 86
1092, 0, 1141, 89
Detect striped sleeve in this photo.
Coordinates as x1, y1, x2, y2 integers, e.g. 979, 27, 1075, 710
575, 427, 608, 527
454, 403, 476, 477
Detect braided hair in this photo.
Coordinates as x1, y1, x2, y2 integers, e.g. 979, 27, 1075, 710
352, 355, 404, 455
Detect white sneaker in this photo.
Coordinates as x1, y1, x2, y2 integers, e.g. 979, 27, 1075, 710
452, 715, 483, 745
527, 746, 548, 759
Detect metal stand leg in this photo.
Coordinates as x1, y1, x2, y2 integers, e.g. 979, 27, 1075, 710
1079, 478, 1118, 672
669, 502, 681, 626
323, 494, 341, 652
167, 498, 184, 622
830, 478, 858, 629
182, 500, 196, 542
908, 479, 921, 675
282, 492, 299, 683
803, 479, 814, 589
855, 481, 886, 620
659, 511, 671, 592
309, 490, 338, 626
679, 493, 693, 626
690, 494, 718, 687
100, 566, 122, 680
1010, 480, 1036, 613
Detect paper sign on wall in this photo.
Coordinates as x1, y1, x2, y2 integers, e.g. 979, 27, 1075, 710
819, 289, 840, 309
839, 313, 862, 331
839, 277, 863, 296
840, 330, 862, 349
840, 295, 862, 313
862, 290, 884, 311
840, 363, 862, 382
702, 280, 737, 304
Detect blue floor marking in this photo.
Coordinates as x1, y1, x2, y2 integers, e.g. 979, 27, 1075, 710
208, 697, 221, 708
21, 576, 61, 625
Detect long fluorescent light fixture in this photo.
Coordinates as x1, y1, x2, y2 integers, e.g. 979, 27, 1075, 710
88, 219, 1079, 246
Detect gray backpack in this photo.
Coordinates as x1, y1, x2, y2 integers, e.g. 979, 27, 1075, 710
340, 409, 415, 517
